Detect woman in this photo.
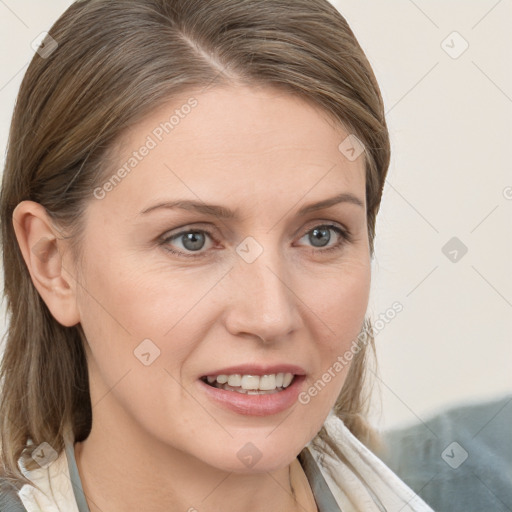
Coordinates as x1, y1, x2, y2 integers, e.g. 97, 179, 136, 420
0, 0, 434, 510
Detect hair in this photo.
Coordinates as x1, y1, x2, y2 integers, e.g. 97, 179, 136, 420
0, 0, 390, 487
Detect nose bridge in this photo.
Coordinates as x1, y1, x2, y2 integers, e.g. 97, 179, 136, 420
225, 234, 302, 342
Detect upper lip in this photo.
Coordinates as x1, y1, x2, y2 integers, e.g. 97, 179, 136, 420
200, 364, 306, 378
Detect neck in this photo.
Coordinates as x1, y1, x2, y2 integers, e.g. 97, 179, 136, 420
74, 401, 317, 512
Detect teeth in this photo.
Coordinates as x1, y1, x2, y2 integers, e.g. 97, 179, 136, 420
203, 372, 296, 392
283, 373, 294, 387
241, 375, 260, 390
259, 374, 276, 390
227, 374, 241, 387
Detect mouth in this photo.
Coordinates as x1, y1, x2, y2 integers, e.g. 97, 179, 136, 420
200, 372, 296, 395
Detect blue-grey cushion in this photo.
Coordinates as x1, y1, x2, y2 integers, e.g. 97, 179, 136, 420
376, 394, 512, 512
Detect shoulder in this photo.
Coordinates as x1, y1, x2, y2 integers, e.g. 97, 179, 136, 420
0, 477, 26, 511
307, 413, 434, 511
13, 445, 79, 512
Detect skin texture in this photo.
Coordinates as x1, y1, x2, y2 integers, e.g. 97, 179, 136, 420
13, 85, 371, 512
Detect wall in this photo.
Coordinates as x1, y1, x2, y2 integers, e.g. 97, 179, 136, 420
0, 0, 511, 430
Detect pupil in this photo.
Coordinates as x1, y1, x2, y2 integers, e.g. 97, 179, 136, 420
183, 232, 205, 251
310, 227, 330, 247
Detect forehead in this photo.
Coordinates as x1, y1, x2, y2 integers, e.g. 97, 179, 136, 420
95, 85, 366, 214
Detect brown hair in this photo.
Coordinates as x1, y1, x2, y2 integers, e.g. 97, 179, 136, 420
0, 0, 389, 487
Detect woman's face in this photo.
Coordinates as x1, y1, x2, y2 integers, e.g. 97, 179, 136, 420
72, 85, 371, 472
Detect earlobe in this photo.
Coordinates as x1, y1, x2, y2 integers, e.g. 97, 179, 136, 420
12, 200, 81, 327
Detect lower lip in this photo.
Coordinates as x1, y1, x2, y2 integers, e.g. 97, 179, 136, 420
198, 376, 306, 416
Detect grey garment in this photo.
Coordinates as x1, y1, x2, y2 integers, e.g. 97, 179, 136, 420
0, 479, 27, 511
376, 394, 512, 512
64, 436, 342, 512
299, 447, 343, 511
64, 439, 90, 512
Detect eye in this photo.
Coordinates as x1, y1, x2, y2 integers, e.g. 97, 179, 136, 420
297, 224, 351, 254
160, 223, 352, 258
161, 228, 215, 258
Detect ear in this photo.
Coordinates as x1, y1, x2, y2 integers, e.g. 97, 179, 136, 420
12, 200, 81, 327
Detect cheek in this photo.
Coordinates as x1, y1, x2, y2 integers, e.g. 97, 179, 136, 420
301, 258, 371, 403
309, 257, 371, 344
75, 248, 215, 386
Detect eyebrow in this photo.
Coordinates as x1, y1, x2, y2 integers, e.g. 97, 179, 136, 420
139, 192, 364, 219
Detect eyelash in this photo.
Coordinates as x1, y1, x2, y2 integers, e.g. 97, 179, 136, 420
160, 223, 353, 259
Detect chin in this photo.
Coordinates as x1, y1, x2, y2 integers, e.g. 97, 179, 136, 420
196, 432, 309, 474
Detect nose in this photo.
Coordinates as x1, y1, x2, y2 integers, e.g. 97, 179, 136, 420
223, 238, 303, 344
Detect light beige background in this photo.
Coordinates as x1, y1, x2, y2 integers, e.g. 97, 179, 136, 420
0, 1, 511, 430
